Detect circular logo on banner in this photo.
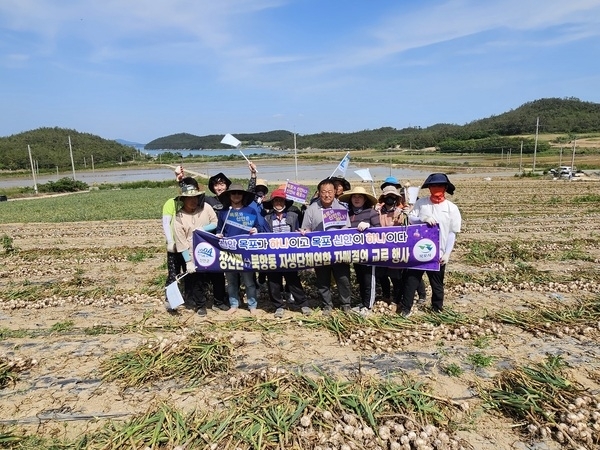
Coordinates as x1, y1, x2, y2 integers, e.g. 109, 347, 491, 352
194, 242, 217, 268
413, 238, 437, 262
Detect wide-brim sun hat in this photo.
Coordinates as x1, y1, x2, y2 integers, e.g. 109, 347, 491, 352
380, 176, 402, 190
329, 176, 351, 192
378, 185, 401, 202
421, 173, 456, 195
208, 172, 232, 194
338, 186, 377, 207
217, 183, 255, 206
262, 188, 293, 210
176, 182, 206, 205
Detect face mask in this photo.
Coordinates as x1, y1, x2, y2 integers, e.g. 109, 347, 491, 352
384, 197, 397, 206
429, 186, 446, 204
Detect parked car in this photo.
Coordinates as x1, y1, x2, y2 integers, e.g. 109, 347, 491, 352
549, 166, 577, 177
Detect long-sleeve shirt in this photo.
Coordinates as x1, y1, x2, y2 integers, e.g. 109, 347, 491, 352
408, 198, 461, 251
174, 204, 218, 253
349, 207, 380, 228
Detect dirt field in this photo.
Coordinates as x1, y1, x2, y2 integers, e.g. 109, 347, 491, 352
1, 176, 599, 449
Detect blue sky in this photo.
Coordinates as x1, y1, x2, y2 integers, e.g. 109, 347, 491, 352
1, 0, 599, 144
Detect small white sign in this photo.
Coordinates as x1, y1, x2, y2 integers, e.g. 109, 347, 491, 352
165, 280, 184, 309
407, 186, 421, 204
221, 133, 241, 148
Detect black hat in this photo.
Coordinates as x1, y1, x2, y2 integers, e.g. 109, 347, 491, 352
218, 183, 255, 207
208, 172, 232, 194
328, 176, 351, 191
421, 173, 455, 195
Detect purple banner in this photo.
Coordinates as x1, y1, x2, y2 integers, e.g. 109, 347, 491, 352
192, 225, 440, 272
285, 181, 309, 204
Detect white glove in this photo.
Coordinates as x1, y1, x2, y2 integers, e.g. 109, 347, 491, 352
357, 221, 370, 232
166, 242, 176, 253
422, 216, 437, 226
186, 260, 196, 273
440, 253, 450, 265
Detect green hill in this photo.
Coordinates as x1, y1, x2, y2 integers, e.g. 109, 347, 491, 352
0, 127, 140, 171
145, 130, 292, 150
144, 98, 600, 152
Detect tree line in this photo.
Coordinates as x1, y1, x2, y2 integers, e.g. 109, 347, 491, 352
1, 98, 598, 171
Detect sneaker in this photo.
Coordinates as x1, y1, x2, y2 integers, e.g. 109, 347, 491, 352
341, 305, 351, 313
322, 307, 332, 317
197, 307, 207, 316
301, 307, 312, 316
212, 304, 230, 312
417, 297, 426, 306
400, 309, 413, 318
274, 308, 284, 319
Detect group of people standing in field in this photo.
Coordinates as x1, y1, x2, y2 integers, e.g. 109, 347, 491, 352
161, 163, 462, 319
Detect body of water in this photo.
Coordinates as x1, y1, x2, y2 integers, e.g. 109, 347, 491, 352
0, 159, 516, 190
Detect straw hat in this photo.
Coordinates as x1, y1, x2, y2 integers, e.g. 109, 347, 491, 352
338, 186, 377, 207
255, 179, 269, 193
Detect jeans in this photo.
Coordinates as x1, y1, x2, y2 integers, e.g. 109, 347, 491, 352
225, 272, 257, 310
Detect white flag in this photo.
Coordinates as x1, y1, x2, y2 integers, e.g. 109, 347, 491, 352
165, 280, 185, 309
407, 186, 421, 204
354, 168, 373, 182
337, 152, 350, 176
221, 133, 241, 148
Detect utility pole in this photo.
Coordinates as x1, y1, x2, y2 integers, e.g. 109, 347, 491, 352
519, 141, 523, 174
532, 117, 539, 173
571, 139, 576, 171
68, 135, 76, 180
293, 129, 298, 182
27, 145, 38, 194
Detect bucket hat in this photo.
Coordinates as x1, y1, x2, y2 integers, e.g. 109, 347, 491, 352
208, 172, 232, 194
380, 176, 402, 190
421, 173, 455, 195
378, 185, 401, 203
177, 178, 206, 204
329, 176, 351, 192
